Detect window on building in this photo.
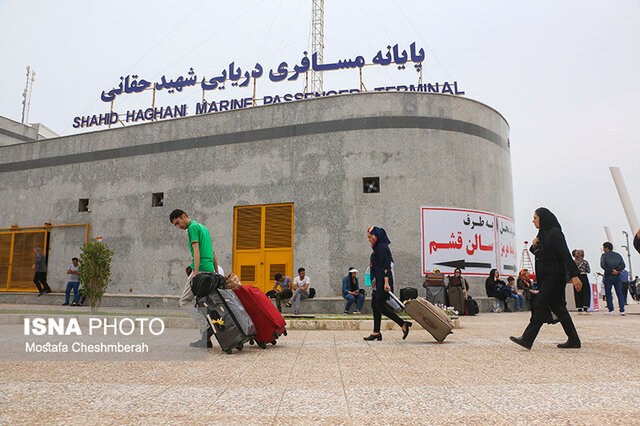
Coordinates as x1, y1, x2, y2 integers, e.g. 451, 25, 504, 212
363, 177, 380, 193
152, 192, 164, 207
78, 199, 90, 212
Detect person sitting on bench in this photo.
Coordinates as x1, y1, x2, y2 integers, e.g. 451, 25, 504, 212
342, 267, 364, 314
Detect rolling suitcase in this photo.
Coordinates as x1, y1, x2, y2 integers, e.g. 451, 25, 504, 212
404, 297, 454, 343
400, 287, 418, 301
197, 288, 256, 354
447, 286, 465, 315
233, 285, 287, 348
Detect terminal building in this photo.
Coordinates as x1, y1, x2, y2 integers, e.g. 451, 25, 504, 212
0, 92, 513, 300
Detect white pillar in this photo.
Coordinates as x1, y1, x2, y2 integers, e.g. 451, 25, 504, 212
609, 167, 640, 233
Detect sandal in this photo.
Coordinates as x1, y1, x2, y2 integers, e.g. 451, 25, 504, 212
285, 302, 292, 308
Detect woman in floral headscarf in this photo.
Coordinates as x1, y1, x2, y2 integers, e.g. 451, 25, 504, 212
363, 226, 412, 341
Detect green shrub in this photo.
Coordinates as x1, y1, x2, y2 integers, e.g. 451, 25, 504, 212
79, 239, 114, 310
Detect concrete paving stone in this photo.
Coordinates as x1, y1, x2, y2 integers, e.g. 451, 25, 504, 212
2, 306, 640, 423
345, 386, 418, 414
274, 416, 351, 425
276, 388, 349, 417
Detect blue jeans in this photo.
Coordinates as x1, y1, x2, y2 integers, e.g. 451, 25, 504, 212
344, 292, 364, 312
65, 281, 80, 304
603, 275, 624, 313
513, 293, 524, 310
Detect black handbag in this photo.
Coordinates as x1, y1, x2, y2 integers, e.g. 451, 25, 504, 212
308, 288, 316, 298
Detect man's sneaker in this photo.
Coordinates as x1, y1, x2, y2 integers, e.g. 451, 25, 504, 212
621, 312, 626, 316
354, 311, 361, 314
604, 311, 615, 315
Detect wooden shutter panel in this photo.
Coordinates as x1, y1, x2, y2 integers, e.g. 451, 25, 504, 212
0, 233, 11, 289
269, 264, 286, 281
235, 207, 262, 250
240, 265, 256, 282
264, 205, 292, 248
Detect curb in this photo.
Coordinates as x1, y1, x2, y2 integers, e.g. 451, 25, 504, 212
0, 312, 461, 330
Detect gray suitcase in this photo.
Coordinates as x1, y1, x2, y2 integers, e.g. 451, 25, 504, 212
404, 297, 453, 343
197, 288, 256, 354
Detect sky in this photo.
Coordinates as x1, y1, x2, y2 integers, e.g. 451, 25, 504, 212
1, 0, 639, 279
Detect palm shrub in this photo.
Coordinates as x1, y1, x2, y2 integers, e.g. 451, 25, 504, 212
79, 239, 114, 311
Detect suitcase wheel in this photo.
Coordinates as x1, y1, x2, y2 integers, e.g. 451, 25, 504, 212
236, 344, 243, 351
271, 341, 276, 346
256, 341, 267, 349
224, 349, 233, 354
283, 328, 287, 336
437, 341, 444, 344
249, 339, 255, 345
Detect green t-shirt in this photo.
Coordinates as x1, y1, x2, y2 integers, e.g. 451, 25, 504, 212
187, 220, 215, 272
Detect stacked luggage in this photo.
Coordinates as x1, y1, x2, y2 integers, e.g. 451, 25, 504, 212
423, 272, 447, 305
191, 272, 287, 354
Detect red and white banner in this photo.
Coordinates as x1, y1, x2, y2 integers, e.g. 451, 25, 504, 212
421, 206, 517, 276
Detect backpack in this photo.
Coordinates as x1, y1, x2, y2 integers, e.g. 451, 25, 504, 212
190, 272, 226, 298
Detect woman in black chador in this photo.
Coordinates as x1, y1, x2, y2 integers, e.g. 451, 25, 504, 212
510, 208, 583, 349
363, 226, 412, 341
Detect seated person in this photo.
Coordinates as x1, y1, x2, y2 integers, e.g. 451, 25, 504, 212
507, 276, 524, 311
285, 267, 310, 315
272, 273, 293, 313
342, 267, 364, 314
485, 269, 512, 312
517, 269, 539, 310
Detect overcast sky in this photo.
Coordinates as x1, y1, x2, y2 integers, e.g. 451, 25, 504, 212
1, 0, 639, 278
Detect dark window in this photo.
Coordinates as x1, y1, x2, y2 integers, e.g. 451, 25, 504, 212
78, 199, 90, 212
152, 192, 164, 207
363, 177, 380, 193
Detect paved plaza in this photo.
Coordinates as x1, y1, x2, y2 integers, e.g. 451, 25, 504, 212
1, 303, 639, 425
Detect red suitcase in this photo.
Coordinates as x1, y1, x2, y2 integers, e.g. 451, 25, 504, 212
233, 285, 287, 348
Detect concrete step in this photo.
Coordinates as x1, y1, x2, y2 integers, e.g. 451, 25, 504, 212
0, 291, 532, 314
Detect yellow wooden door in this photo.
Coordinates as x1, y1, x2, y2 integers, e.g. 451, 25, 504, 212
0, 230, 47, 291
233, 204, 293, 293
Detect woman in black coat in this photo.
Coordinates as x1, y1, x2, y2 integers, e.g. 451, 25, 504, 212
363, 226, 412, 341
510, 208, 582, 349
485, 269, 512, 312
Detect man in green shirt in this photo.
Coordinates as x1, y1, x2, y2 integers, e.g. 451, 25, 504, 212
170, 209, 219, 347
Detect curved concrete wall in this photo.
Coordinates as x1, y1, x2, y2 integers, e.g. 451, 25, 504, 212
0, 92, 512, 297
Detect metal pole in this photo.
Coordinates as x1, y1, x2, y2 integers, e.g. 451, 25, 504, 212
622, 231, 633, 278
253, 77, 257, 104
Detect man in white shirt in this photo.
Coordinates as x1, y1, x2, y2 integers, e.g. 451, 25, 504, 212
63, 258, 81, 306
286, 267, 310, 315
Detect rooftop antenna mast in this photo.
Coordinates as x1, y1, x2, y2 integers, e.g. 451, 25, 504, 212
311, 0, 324, 93
21, 66, 36, 124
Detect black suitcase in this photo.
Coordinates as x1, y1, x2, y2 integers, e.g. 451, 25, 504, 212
400, 287, 418, 301
465, 296, 479, 316
197, 288, 256, 354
